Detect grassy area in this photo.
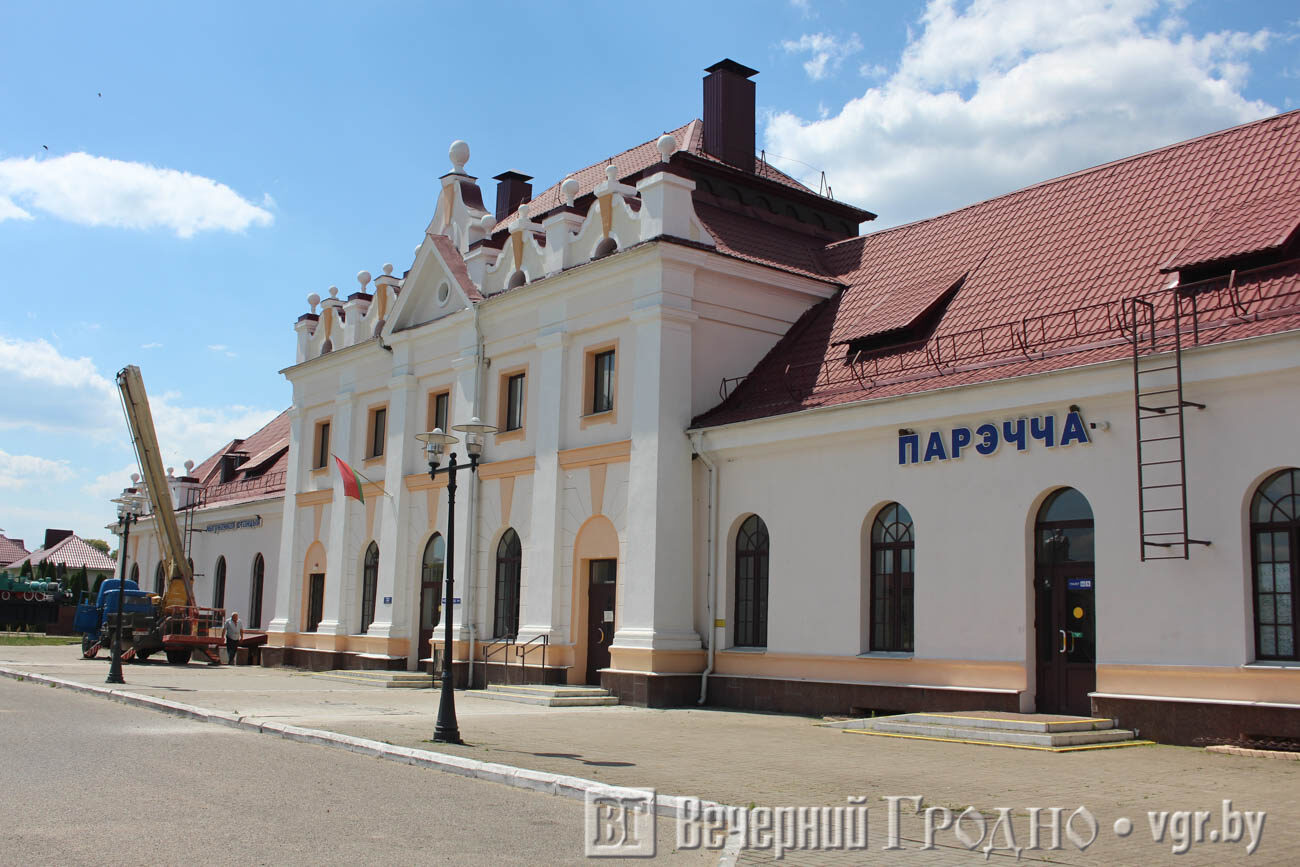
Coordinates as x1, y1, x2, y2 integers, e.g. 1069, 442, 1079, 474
0, 634, 80, 646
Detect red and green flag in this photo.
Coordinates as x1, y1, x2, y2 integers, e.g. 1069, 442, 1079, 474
334, 455, 367, 504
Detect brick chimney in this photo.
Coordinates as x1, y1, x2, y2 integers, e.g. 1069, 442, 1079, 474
494, 170, 533, 223
703, 59, 758, 169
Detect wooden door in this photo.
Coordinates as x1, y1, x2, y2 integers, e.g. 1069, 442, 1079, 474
307, 573, 325, 633
1035, 563, 1096, 715
586, 559, 617, 685
419, 579, 442, 668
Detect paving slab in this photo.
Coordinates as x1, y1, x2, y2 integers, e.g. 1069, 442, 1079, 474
3, 646, 1295, 864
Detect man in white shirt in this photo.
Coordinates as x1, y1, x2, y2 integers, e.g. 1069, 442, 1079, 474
223, 611, 242, 665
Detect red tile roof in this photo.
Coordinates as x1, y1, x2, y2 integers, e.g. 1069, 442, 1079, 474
491, 119, 818, 232
1161, 191, 1300, 273
695, 110, 1300, 428
0, 534, 28, 567
10, 534, 115, 572
190, 410, 291, 506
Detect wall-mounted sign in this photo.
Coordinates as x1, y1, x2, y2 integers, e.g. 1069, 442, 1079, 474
899, 410, 1091, 465
204, 516, 263, 533
452, 597, 462, 605
1067, 578, 1094, 591
382, 596, 392, 605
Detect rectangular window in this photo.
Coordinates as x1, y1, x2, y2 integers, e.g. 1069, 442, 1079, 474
592, 350, 615, 414
505, 373, 525, 431
368, 407, 386, 459
428, 390, 449, 433
314, 421, 331, 469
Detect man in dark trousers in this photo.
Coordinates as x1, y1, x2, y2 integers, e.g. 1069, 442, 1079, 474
223, 611, 242, 665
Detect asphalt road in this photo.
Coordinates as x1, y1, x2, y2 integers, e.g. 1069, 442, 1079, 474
0, 679, 709, 865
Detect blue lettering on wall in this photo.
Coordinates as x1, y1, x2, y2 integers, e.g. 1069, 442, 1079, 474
898, 410, 1093, 465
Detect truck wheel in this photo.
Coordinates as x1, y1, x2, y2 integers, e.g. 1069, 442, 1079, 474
133, 650, 152, 663
166, 649, 191, 665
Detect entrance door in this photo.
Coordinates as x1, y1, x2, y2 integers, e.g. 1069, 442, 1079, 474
586, 559, 617, 685
419, 535, 445, 670
1033, 489, 1096, 716
419, 581, 442, 666
307, 573, 325, 633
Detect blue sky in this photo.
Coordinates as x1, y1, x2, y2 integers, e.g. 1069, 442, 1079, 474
0, 0, 1296, 549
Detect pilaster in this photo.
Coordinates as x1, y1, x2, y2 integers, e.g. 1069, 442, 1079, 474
518, 325, 567, 643
269, 406, 305, 635
319, 390, 355, 636
614, 290, 702, 652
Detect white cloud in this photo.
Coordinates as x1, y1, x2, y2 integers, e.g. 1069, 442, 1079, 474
0, 336, 277, 464
0, 336, 119, 436
141, 342, 163, 349
790, 0, 814, 17
0, 152, 273, 238
0, 196, 32, 222
766, 0, 1276, 228
207, 344, 227, 351
83, 462, 143, 502
0, 449, 74, 490
782, 32, 864, 80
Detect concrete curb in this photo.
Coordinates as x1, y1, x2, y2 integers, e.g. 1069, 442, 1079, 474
0, 666, 733, 823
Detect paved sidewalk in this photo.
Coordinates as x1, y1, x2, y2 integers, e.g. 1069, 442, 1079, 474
3, 646, 1295, 865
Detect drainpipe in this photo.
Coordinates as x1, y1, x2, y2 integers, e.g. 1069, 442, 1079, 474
690, 431, 719, 705
466, 303, 485, 687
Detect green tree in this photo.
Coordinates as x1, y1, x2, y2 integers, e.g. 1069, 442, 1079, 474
92, 575, 106, 594
84, 538, 110, 556
71, 565, 89, 601
19, 560, 32, 578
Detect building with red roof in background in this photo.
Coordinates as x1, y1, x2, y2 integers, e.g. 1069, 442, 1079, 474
115, 60, 1299, 745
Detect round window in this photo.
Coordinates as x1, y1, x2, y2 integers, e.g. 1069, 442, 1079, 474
437, 282, 450, 306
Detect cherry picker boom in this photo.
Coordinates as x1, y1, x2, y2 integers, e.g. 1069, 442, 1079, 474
75, 365, 229, 664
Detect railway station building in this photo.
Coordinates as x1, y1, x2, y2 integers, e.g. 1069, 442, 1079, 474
123, 61, 1300, 744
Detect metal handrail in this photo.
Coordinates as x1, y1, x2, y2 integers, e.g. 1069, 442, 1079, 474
482, 637, 514, 684
515, 634, 549, 685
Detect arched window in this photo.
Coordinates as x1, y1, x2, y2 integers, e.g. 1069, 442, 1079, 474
154, 562, 166, 596
421, 534, 445, 631
1252, 469, 1298, 661
129, 562, 140, 586
870, 504, 914, 652
213, 556, 226, 608
493, 529, 522, 639
249, 553, 265, 629
734, 515, 769, 648
360, 542, 379, 634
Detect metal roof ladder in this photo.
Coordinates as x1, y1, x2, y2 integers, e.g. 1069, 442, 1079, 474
1128, 295, 1210, 561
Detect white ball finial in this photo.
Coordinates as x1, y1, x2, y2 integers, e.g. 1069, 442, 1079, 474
605, 165, 618, 184
130, 473, 141, 485
656, 133, 678, 162
307, 293, 320, 312
167, 466, 175, 477
517, 202, 529, 221
184, 460, 194, 474
357, 270, 372, 290
449, 140, 470, 173
414, 244, 422, 258
382, 263, 393, 276
479, 213, 496, 232
328, 286, 339, 299
561, 177, 579, 207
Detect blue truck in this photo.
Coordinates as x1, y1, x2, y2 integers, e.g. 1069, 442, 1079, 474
75, 577, 173, 663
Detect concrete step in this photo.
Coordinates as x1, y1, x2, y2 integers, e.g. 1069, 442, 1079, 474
313, 670, 433, 688
473, 683, 620, 707
903, 712, 1115, 733
832, 712, 1154, 751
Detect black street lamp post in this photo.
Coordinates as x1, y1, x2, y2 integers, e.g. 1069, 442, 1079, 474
415, 417, 496, 744
107, 488, 144, 685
